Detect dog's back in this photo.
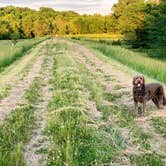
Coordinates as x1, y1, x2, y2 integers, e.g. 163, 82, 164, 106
145, 83, 166, 105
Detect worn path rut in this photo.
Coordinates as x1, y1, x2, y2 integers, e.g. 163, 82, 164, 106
0, 41, 48, 125
23, 41, 53, 166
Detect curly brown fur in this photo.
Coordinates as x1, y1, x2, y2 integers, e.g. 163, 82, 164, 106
132, 75, 166, 116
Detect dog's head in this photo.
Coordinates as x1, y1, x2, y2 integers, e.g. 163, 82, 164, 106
132, 75, 145, 88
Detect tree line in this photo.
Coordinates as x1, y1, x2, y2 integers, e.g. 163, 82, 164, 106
0, 0, 165, 48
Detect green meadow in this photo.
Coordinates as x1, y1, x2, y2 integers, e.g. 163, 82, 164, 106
0, 0, 166, 165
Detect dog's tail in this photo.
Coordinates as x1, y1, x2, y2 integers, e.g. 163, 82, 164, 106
162, 86, 166, 105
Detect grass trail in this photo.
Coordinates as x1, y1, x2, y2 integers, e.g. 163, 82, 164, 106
0, 40, 48, 100
24, 41, 53, 166
62, 39, 166, 165
0, 39, 53, 165
45, 41, 126, 165
0, 54, 44, 124
0, 77, 41, 165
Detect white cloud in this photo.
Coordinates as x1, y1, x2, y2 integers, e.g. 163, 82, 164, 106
0, 0, 118, 15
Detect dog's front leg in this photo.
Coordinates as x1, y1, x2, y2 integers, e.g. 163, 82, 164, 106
142, 101, 146, 116
134, 101, 138, 116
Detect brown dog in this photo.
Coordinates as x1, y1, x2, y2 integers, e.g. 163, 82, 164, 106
132, 75, 166, 115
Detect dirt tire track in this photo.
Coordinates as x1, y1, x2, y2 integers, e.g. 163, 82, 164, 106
65, 40, 166, 162
23, 41, 53, 166
0, 41, 48, 125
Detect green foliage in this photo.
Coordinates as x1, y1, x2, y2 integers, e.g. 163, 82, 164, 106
0, 6, 116, 39
0, 1, 165, 53
112, 0, 146, 40
143, 1, 166, 48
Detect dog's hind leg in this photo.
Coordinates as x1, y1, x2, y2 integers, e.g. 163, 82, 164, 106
152, 98, 160, 109
164, 98, 166, 105
158, 87, 165, 108
161, 87, 166, 105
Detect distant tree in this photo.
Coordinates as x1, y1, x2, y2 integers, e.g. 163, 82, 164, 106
145, 1, 166, 47
134, 0, 166, 48
0, 20, 12, 39
33, 17, 50, 37
105, 15, 118, 33
22, 14, 35, 38
112, 0, 146, 40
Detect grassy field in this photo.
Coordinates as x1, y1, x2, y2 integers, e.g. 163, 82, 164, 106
45, 43, 120, 165
0, 38, 165, 165
71, 38, 166, 84
0, 37, 48, 72
64, 34, 123, 40
44, 41, 165, 165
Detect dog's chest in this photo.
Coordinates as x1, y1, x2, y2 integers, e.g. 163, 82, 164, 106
134, 90, 145, 103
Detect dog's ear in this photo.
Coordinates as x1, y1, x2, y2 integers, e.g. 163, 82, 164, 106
132, 76, 136, 85
142, 75, 145, 85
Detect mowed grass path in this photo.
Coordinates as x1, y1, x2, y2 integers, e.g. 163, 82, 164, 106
0, 39, 48, 100
45, 40, 165, 166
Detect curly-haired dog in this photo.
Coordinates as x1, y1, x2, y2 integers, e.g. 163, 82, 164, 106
132, 75, 166, 115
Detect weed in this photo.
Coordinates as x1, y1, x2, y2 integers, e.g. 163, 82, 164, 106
130, 153, 165, 166
151, 118, 166, 137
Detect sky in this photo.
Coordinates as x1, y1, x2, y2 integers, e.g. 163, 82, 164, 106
0, 0, 118, 15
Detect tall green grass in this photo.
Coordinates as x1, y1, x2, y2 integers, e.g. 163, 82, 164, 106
73, 39, 166, 84
95, 44, 166, 84
0, 37, 48, 72
134, 47, 166, 60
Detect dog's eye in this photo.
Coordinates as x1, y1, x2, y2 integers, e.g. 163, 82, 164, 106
140, 77, 142, 80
